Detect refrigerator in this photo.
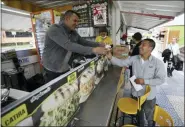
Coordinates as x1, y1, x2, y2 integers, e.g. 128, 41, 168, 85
31, 9, 61, 66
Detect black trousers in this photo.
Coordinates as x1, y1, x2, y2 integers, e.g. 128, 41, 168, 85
132, 96, 156, 126
43, 68, 69, 83
167, 61, 174, 77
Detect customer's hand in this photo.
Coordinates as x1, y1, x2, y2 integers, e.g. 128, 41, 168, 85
106, 50, 112, 60
92, 47, 107, 55
134, 78, 144, 85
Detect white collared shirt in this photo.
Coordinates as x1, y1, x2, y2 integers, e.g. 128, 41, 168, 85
111, 55, 166, 100
167, 43, 180, 56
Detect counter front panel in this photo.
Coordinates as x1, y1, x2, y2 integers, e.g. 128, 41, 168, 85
1, 56, 108, 127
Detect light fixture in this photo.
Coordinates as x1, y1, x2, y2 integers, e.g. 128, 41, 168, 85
1, 2, 4, 4
1, 7, 30, 16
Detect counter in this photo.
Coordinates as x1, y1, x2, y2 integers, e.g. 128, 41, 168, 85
1, 56, 126, 127
9, 88, 30, 100
1, 56, 105, 126
75, 66, 122, 126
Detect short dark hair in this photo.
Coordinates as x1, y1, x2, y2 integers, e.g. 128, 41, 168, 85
99, 27, 108, 33
60, 10, 80, 21
143, 38, 156, 50
132, 32, 142, 41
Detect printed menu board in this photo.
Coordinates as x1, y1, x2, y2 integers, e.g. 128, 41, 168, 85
73, 3, 91, 27
1, 56, 109, 126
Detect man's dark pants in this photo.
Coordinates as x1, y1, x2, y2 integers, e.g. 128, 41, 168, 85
132, 96, 156, 126
43, 68, 69, 83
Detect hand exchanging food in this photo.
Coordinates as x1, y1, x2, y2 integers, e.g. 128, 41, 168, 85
92, 47, 107, 55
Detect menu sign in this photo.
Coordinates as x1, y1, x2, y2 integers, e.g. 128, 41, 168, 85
1, 56, 108, 126
73, 4, 91, 27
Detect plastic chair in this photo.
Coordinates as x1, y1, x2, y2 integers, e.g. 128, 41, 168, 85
153, 105, 174, 126
117, 85, 151, 126
122, 124, 137, 127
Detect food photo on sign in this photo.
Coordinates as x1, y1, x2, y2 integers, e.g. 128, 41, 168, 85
15, 81, 80, 126
78, 66, 95, 103
91, 2, 107, 26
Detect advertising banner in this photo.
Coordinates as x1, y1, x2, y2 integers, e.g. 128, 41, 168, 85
90, 1, 108, 26
1, 56, 107, 126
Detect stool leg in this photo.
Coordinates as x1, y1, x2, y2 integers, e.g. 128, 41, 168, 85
131, 115, 135, 124
137, 113, 140, 126
122, 113, 125, 125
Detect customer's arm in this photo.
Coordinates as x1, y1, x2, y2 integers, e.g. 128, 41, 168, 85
78, 35, 100, 47
144, 60, 166, 86
47, 27, 94, 55
110, 56, 132, 67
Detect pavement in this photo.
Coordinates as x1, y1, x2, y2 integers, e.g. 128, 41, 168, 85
153, 41, 184, 126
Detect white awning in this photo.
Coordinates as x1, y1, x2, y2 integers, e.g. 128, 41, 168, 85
116, 1, 184, 30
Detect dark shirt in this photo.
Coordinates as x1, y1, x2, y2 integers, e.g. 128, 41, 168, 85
129, 40, 142, 77
42, 21, 100, 73
130, 41, 142, 56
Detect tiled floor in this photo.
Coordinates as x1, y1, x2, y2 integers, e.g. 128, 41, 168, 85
153, 42, 184, 126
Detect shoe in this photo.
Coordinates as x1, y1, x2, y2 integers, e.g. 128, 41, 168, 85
170, 73, 173, 77
167, 73, 171, 77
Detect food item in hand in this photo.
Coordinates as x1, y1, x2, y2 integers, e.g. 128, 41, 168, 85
105, 45, 111, 50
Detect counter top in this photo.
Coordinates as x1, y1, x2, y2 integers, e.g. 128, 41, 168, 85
75, 66, 122, 126
9, 88, 30, 100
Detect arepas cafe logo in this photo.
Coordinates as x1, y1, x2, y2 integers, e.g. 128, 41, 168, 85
30, 87, 51, 103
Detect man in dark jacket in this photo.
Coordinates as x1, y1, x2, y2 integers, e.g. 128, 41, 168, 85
43, 10, 107, 83
130, 32, 142, 56
129, 32, 142, 77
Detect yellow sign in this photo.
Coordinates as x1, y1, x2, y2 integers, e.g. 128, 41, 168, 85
90, 60, 95, 69
53, 10, 61, 16
2, 104, 28, 127
116, 67, 125, 93
67, 72, 77, 84
32, 18, 36, 24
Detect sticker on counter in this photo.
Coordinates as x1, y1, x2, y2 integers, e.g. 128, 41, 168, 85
67, 72, 77, 84
90, 60, 95, 69
2, 104, 28, 127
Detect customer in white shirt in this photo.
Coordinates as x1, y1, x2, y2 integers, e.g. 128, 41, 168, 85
167, 37, 180, 56
106, 39, 166, 126
167, 37, 180, 77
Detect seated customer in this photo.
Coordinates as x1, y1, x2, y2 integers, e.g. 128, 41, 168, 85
106, 39, 166, 126
95, 27, 113, 47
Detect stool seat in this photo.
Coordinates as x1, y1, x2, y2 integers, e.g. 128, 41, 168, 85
117, 98, 138, 114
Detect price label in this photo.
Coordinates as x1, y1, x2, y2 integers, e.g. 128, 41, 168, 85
32, 18, 36, 24
90, 60, 95, 69
67, 72, 77, 84
2, 104, 28, 126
